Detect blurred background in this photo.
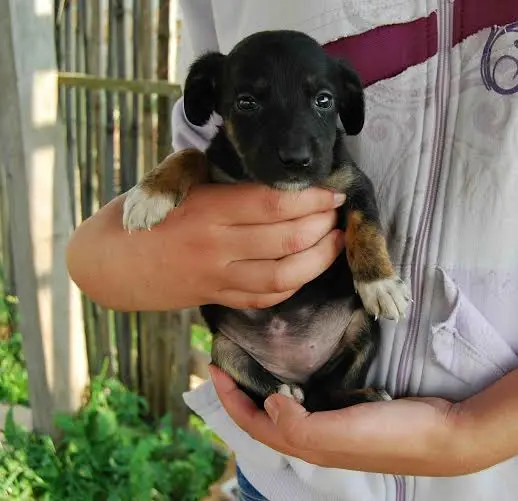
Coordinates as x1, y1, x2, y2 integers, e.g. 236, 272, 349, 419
0, 1, 236, 499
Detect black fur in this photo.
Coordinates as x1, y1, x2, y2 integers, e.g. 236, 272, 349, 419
186, 30, 390, 411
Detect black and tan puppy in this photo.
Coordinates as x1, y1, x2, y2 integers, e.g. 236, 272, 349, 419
123, 30, 410, 412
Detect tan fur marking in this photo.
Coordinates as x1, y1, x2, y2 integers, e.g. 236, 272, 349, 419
345, 210, 394, 282
322, 167, 357, 193
341, 309, 369, 347
212, 335, 278, 397
343, 388, 388, 402
140, 148, 209, 198
305, 74, 319, 89
212, 335, 252, 384
224, 119, 244, 158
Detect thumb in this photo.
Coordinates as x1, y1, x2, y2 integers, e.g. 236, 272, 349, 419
264, 394, 311, 449
264, 393, 310, 428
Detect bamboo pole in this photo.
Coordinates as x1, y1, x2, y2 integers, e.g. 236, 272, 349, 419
112, 0, 133, 389
136, 0, 155, 406
79, 0, 93, 220
156, 0, 172, 163
63, 2, 76, 227
89, 0, 114, 377
130, 0, 140, 184
104, 0, 116, 208
58, 72, 181, 96
169, 309, 192, 427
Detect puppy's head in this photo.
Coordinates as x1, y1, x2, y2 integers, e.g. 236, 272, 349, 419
184, 30, 364, 190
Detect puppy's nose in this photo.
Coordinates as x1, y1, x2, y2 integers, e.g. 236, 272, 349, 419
278, 146, 312, 169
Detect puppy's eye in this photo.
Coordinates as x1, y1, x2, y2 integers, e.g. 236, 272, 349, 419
236, 95, 259, 112
314, 92, 334, 109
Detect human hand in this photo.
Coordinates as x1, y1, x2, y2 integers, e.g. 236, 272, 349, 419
153, 183, 344, 309
67, 183, 344, 311
210, 366, 494, 477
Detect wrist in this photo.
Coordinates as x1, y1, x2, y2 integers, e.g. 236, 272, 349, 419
443, 402, 489, 475
448, 370, 518, 473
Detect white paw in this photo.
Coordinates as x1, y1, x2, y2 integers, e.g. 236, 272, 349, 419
277, 384, 305, 404
122, 185, 180, 232
355, 276, 411, 321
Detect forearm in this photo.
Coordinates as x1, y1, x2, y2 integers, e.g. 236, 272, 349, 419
66, 195, 195, 312
455, 368, 518, 470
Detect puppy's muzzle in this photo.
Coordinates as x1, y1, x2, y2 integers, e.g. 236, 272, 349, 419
278, 144, 313, 170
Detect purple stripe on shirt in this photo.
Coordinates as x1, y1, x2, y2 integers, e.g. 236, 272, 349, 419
324, 1, 517, 88
453, 0, 518, 46
323, 13, 438, 87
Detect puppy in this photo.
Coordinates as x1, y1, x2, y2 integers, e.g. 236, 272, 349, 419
123, 30, 410, 412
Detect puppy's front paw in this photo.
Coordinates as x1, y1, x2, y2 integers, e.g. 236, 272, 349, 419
122, 185, 183, 232
355, 276, 411, 321
277, 384, 305, 405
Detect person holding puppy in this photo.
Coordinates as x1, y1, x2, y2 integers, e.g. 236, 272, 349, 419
68, 1, 518, 500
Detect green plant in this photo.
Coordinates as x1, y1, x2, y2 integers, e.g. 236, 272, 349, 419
0, 284, 28, 406
191, 324, 212, 354
0, 331, 29, 406
1, 370, 226, 500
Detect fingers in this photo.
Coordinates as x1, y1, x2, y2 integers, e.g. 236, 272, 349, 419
211, 365, 369, 459
225, 230, 343, 294
211, 365, 462, 475
227, 210, 338, 260
191, 184, 345, 225
264, 394, 313, 449
263, 392, 355, 452
209, 366, 304, 457
209, 365, 262, 421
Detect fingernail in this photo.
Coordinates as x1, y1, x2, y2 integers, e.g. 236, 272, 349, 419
264, 397, 279, 423
333, 193, 346, 207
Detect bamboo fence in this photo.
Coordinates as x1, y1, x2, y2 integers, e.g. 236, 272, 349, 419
51, 0, 204, 426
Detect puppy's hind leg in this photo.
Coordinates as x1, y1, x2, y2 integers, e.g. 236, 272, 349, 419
123, 148, 209, 232
304, 317, 390, 411
211, 334, 305, 408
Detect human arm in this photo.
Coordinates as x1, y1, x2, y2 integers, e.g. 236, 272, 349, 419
210, 365, 518, 476
66, 184, 345, 312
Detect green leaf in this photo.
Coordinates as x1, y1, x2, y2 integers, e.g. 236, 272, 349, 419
3, 407, 28, 449
55, 413, 81, 436
0, 323, 226, 501
86, 408, 118, 442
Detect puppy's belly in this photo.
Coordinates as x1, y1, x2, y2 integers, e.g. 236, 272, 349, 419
218, 299, 366, 384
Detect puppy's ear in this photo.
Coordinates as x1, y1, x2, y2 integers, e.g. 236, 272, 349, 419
333, 59, 365, 136
184, 52, 226, 126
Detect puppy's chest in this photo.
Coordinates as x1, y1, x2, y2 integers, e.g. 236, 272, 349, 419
217, 297, 362, 383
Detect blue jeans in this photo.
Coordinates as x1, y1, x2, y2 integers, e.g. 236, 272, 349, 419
237, 466, 268, 501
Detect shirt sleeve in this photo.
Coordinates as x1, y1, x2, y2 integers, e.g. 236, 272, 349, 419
172, 0, 222, 152
171, 96, 222, 152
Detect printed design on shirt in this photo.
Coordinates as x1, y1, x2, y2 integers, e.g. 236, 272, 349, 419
481, 22, 518, 95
